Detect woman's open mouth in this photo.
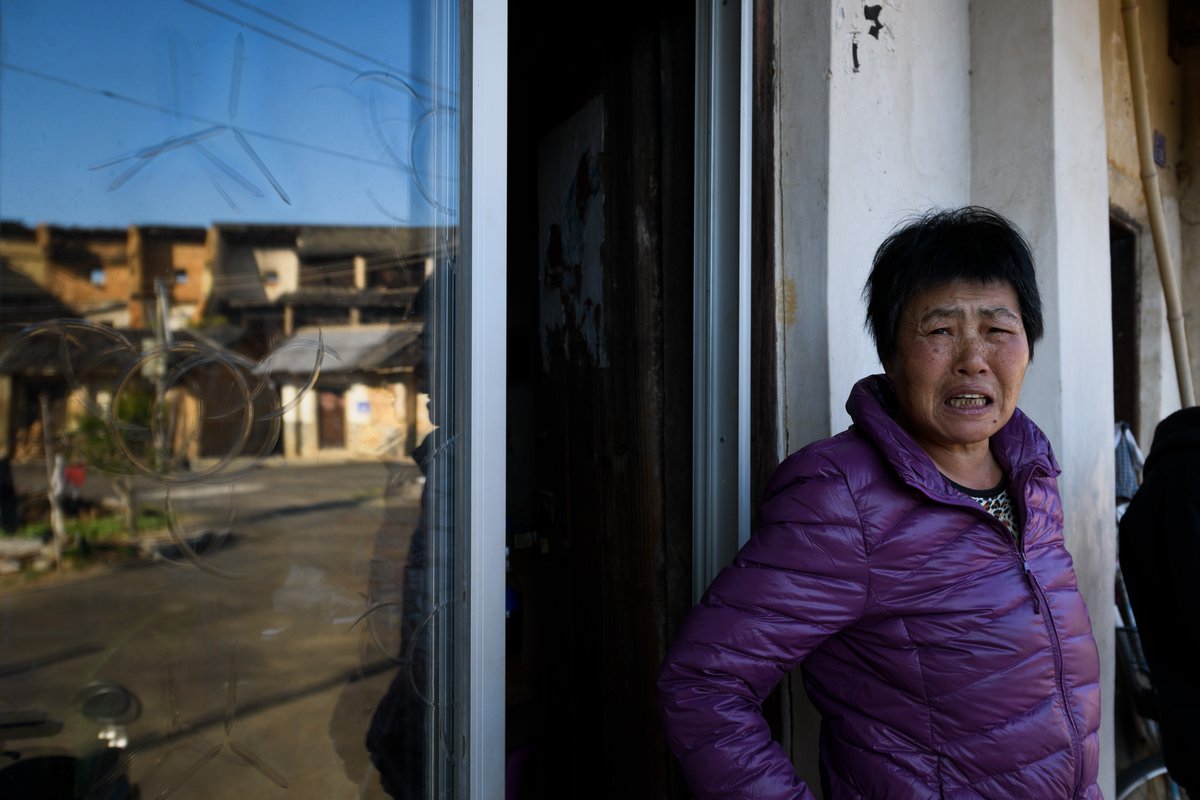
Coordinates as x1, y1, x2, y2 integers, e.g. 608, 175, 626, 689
947, 394, 991, 408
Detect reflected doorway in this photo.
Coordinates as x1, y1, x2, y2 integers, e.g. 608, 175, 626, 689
319, 389, 347, 450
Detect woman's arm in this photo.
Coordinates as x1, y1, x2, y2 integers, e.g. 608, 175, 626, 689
658, 453, 869, 800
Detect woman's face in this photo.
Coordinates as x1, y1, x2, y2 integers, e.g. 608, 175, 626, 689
885, 279, 1030, 456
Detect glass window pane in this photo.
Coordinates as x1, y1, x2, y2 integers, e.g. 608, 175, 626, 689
0, 2, 465, 797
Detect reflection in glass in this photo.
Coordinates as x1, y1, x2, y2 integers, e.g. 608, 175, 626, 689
1, 2, 462, 797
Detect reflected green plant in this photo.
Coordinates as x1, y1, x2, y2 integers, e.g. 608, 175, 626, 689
10, 510, 167, 541
71, 383, 158, 535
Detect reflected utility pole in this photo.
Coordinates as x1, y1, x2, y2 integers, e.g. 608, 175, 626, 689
154, 278, 172, 471
40, 392, 65, 570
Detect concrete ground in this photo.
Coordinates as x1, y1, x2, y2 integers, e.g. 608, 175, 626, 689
1, 456, 429, 799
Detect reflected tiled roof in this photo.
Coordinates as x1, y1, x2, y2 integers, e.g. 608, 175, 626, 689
259, 323, 423, 375
0, 260, 77, 324
0, 322, 253, 376
211, 224, 444, 259
296, 227, 438, 258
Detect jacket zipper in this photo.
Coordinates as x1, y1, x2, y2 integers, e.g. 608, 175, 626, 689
1023, 564, 1085, 796
943, 467, 1085, 797
1019, 552, 1040, 614
1001, 467, 1085, 798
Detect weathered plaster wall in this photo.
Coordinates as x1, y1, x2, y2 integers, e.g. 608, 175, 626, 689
825, 0, 972, 435
777, 0, 833, 454
345, 383, 406, 457
777, 0, 1116, 795
971, 2, 1115, 794
1100, 0, 1189, 437
1181, 47, 1200, 407
777, 0, 972, 793
779, 0, 971, 451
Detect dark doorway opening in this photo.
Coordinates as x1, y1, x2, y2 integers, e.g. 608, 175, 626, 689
504, 3, 695, 798
318, 388, 346, 449
1110, 218, 1140, 436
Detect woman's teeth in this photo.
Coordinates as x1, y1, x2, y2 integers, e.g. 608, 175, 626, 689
948, 395, 989, 407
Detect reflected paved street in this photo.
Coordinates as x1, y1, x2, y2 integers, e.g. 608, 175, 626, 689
2, 459, 422, 798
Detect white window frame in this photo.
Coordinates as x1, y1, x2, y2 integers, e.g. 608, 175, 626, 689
693, 0, 752, 601
463, 0, 506, 796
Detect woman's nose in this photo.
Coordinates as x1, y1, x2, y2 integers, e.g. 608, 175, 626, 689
955, 336, 989, 374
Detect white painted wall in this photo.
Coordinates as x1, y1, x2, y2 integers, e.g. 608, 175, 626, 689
781, 0, 972, 449
778, 0, 973, 792
298, 385, 318, 458
776, 0, 1116, 796
280, 384, 298, 458
254, 248, 300, 303
969, 3, 1115, 795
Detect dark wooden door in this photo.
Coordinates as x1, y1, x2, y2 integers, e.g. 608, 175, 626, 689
505, 3, 696, 798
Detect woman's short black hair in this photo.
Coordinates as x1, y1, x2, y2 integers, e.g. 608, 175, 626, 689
863, 206, 1044, 365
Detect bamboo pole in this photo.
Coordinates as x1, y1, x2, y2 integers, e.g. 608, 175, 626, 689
1121, 0, 1196, 407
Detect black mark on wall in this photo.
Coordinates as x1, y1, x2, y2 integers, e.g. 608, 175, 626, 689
852, 40, 860, 72
864, 4, 883, 39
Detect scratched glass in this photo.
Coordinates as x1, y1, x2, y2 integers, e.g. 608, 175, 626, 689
0, 2, 462, 797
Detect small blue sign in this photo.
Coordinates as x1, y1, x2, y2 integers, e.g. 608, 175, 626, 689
1153, 130, 1166, 168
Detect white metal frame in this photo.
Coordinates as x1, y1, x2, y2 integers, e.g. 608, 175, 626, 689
693, 0, 752, 602
463, 0, 506, 795
465, 0, 752, 784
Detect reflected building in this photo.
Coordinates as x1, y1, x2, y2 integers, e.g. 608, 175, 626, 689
0, 2, 467, 797
1, 221, 447, 466
0, 221, 208, 329
203, 224, 444, 462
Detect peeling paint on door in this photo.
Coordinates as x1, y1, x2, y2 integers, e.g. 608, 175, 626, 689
538, 95, 608, 369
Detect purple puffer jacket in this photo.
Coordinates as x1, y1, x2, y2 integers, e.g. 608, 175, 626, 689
659, 375, 1102, 799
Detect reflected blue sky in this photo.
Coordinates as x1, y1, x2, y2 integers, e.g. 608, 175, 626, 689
0, 0, 459, 228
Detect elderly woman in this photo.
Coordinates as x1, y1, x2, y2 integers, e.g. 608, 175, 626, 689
658, 207, 1101, 799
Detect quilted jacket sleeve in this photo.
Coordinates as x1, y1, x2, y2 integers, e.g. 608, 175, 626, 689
658, 452, 869, 800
